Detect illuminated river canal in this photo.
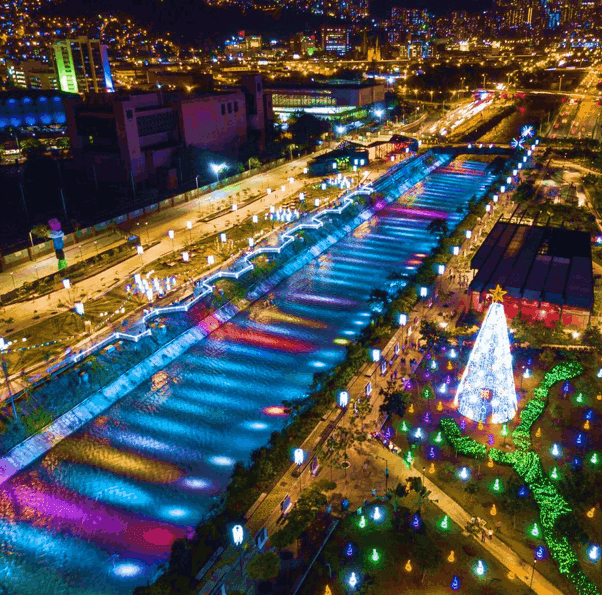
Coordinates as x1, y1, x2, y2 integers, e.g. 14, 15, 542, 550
0, 155, 496, 594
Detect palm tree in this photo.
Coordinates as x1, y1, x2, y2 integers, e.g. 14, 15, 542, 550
426, 218, 448, 236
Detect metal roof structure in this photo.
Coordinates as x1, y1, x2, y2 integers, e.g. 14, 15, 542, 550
469, 222, 593, 310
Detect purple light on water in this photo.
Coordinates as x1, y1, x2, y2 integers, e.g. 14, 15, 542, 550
488, 434, 495, 445
181, 477, 211, 489
428, 446, 436, 459
460, 419, 467, 431
412, 513, 421, 529
535, 545, 546, 560
424, 411, 432, 424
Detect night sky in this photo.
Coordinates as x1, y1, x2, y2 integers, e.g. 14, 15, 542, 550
50, 0, 493, 43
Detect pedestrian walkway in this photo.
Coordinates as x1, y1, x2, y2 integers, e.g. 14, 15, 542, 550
364, 443, 565, 595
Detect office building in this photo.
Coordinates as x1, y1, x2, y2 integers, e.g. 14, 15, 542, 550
267, 79, 385, 125
52, 37, 114, 94
66, 76, 271, 186
320, 25, 351, 55
6, 60, 58, 90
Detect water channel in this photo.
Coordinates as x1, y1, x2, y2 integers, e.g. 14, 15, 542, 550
0, 154, 497, 595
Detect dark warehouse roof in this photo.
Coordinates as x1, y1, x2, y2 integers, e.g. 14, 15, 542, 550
469, 222, 594, 310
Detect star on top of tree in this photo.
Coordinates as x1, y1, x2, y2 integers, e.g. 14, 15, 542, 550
489, 284, 507, 303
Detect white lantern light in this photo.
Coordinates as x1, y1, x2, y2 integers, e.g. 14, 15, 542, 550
182, 252, 189, 262
63, 279, 70, 290
137, 245, 143, 255
232, 525, 244, 546
294, 448, 304, 465
168, 230, 175, 239
339, 390, 349, 407
371, 348, 381, 362
207, 255, 215, 265
220, 233, 227, 242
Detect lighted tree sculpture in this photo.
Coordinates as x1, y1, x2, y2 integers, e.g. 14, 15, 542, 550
453, 285, 517, 424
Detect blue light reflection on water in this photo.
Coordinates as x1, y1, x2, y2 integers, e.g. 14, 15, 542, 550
0, 160, 495, 594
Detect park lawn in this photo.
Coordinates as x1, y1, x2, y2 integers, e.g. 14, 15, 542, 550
393, 346, 602, 595
297, 498, 532, 595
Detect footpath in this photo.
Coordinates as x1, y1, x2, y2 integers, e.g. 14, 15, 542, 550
195, 183, 563, 595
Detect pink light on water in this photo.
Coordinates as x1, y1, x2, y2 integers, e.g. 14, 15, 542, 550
263, 405, 289, 417
1, 474, 189, 556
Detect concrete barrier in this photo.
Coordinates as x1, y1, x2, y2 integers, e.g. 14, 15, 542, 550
128, 208, 144, 220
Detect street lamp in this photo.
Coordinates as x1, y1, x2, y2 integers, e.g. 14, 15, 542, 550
231, 524, 246, 576
295, 447, 304, 497
210, 162, 227, 184
374, 454, 389, 493
168, 229, 175, 252
0, 338, 19, 422
530, 559, 537, 590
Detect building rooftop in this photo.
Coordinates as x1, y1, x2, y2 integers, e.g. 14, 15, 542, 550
265, 79, 381, 90
469, 222, 594, 310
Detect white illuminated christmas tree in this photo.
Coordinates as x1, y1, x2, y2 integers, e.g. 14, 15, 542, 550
453, 285, 517, 424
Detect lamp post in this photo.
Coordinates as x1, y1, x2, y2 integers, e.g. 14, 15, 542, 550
0, 338, 18, 423
168, 230, 175, 253
210, 162, 227, 184
232, 524, 246, 576
74, 301, 85, 332
187, 221, 193, 245
529, 559, 537, 591
295, 447, 304, 497
374, 454, 389, 493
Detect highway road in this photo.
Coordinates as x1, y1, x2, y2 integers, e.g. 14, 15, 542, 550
548, 67, 602, 141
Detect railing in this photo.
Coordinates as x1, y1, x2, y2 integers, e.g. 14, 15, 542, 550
69, 177, 374, 366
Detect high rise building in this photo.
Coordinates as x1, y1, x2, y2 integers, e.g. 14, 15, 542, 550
6, 59, 58, 90
320, 25, 350, 55
52, 37, 114, 95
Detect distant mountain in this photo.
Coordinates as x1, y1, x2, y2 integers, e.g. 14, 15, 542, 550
52, 1, 338, 44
